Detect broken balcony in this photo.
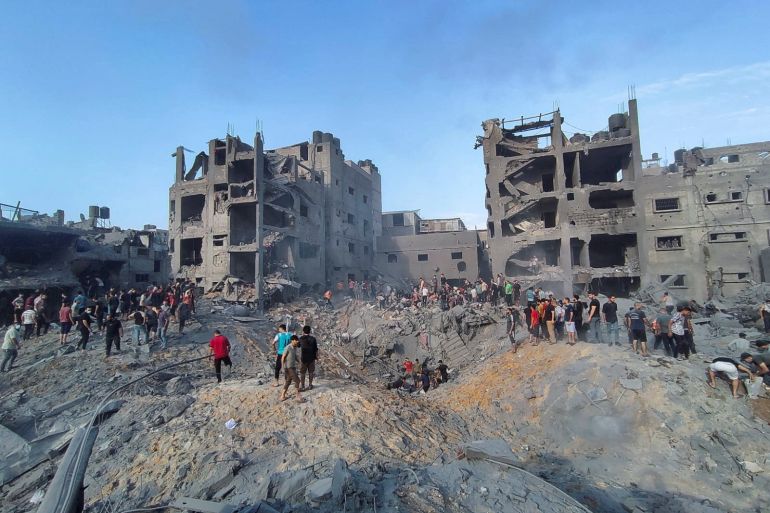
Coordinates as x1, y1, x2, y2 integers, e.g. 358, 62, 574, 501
500, 197, 558, 237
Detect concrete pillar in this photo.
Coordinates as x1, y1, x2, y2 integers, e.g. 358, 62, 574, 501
254, 133, 265, 312
175, 146, 185, 182
553, 111, 574, 297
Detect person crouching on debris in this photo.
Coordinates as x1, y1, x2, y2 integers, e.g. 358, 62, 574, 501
707, 353, 756, 398
209, 329, 232, 384
280, 335, 303, 402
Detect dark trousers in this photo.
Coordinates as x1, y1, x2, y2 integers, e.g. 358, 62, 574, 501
36, 314, 49, 336
673, 333, 689, 359
274, 353, 283, 380
685, 331, 696, 354
179, 318, 186, 333
505, 294, 512, 306
1, 349, 18, 371
77, 329, 89, 350
214, 356, 232, 383
23, 324, 34, 340
655, 333, 676, 356
106, 334, 120, 356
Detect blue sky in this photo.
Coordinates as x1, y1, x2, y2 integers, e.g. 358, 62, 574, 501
2, 0, 768, 230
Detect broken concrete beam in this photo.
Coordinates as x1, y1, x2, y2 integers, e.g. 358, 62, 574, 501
42, 395, 90, 418
169, 497, 238, 513
462, 439, 518, 467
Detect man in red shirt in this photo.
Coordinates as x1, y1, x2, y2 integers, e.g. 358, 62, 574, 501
209, 329, 232, 383
403, 358, 414, 376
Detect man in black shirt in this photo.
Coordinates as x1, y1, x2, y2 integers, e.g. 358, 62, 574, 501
104, 313, 123, 357
587, 293, 602, 344
437, 360, 449, 383
602, 295, 620, 346
299, 325, 319, 390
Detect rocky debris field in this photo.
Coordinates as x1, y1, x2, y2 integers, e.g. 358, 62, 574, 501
1, 295, 769, 513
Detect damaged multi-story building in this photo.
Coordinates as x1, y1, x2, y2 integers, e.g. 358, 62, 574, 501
375, 211, 487, 286
169, 131, 382, 299
480, 99, 770, 301
0, 202, 170, 323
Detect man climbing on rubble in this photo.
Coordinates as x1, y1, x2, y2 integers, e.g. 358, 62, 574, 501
104, 313, 123, 357
209, 329, 232, 384
668, 306, 692, 360
626, 302, 650, 356
727, 332, 750, 352
272, 324, 292, 387
506, 307, 520, 352
1, 323, 21, 372
707, 353, 756, 398
587, 292, 601, 343
299, 325, 319, 390
280, 335, 303, 402
34, 292, 48, 337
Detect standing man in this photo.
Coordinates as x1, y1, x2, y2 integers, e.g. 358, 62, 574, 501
586, 292, 601, 344
506, 307, 518, 352
572, 294, 584, 340
157, 306, 170, 350
177, 300, 190, 334
653, 307, 674, 356
512, 280, 521, 306
104, 313, 123, 357
280, 335, 303, 402
272, 324, 292, 387
504, 280, 513, 306
34, 293, 49, 337
12, 293, 24, 323
59, 301, 74, 345
20, 306, 36, 341
602, 295, 619, 346
209, 329, 232, 383
1, 324, 21, 372
668, 306, 692, 360
759, 299, 770, 333
76, 307, 92, 350
299, 325, 319, 391
543, 299, 557, 344
662, 292, 675, 314
626, 302, 650, 356
564, 297, 576, 345
131, 308, 147, 345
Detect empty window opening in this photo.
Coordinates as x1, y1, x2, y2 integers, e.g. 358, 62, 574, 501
169, 200, 176, 218
213, 234, 227, 247
363, 194, 368, 204
153, 260, 161, 273
765, 189, 770, 204
567, 193, 575, 201
418, 254, 428, 262
719, 154, 740, 163
180, 238, 203, 266
169, 239, 174, 253
348, 187, 355, 195
264, 205, 294, 229
588, 277, 640, 297
135, 273, 149, 283
589, 189, 635, 209
392, 213, 404, 226
300, 204, 308, 217
730, 191, 743, 201
488, 222, 495, 238
363, 219, 369, 234
230, 252, 255, 282
214, 183, 228, 192
347, 213, 355, 225
498, 182, 512, 198
563, 152, 577, 188
588, 233, 637, 267
541, 173, 554, 192
228, 158, 253, 183
736, 272, 750, 280
348, 243, 355, 254
705, 193, 717, 203
709, 232, 747, 242
299, 242, 319, 259
451, 252, 463, 260
579, 144, 629, 185
542, 211, 557, 228
654, 197, 680, 212
180, 194, 205, 222
136, 247, 149, 256
388, 254, 397, 263
570, 238, 586, 266
660, 274, 686, 287
364, 246, 369, 255
656, 235, 683, 250
457, 261, 467, 272
229, 204, 257, 245
214, 141, 226, 166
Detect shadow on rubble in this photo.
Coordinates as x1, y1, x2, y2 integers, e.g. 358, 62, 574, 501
520, 452, 758, 513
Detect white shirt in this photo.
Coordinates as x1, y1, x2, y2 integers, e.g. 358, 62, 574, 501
21, 310, 36, 325
670, 313, 685, 336
727, 338, 750, 352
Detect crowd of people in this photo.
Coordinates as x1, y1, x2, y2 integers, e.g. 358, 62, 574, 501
2, 281, 198, 372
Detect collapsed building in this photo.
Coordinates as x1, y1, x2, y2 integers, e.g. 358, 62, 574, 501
375, 211, 487, 287
169, 132, 382, 300
0, 202, 169, 323
480, 99, 770, 301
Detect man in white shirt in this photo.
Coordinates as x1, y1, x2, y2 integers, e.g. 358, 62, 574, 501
20, 308, 36, 341
727, 332, 750, 352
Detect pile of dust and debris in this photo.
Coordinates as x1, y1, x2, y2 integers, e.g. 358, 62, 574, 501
1, 293, 769, 513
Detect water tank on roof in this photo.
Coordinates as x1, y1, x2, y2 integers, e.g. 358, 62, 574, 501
99, 206, 110, 219
312, 131, 323, 144
88, 205, 100, 219
651, 152, 659, 160
321, 133, 333, 143
608, 113, 627, 131
674, 149, 686, 165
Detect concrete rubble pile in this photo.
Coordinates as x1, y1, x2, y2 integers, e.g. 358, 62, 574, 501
1, 294, 770, 513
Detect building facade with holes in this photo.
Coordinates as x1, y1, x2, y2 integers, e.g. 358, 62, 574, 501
375, 211, 483, 287
638, 141, 770, 301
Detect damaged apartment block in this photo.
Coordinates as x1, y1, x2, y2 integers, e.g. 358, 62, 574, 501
169, 131, 382, 302
481, 99, 770, 301
480, 100, 644, 297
